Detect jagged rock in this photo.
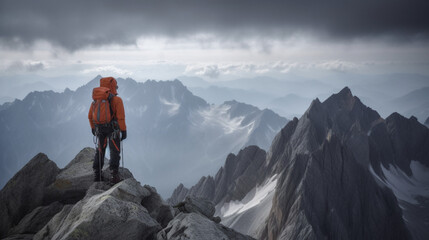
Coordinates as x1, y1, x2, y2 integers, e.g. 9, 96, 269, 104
261, 135, 411, 240
257, 87, 414, 239
45, 147, 134, 204
168, 146, 267, 206
168, 176, 215, 206
425, 116, 429, 127
167, 183, 189, 205
175, 196, 216, 219
157, 212, 254, 240
189, 176, 216, 201
141, 184, 174, 228
33, 204, 74, 240
383, 113, 429, 172
369, 113, 429, 240
0, 153, 60, 238
214, 146, 267, 204
8, 202, 63, 235
34, 178, 161, 240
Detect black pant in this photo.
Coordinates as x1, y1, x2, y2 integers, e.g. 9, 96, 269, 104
93, 127, 121, 172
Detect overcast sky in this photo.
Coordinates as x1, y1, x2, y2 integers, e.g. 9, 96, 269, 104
1, 0, 429, 99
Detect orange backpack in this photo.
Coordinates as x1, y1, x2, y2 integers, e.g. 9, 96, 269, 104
91, 87, 114, 125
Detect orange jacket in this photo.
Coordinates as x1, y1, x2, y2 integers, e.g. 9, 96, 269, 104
88, 77, 127, 131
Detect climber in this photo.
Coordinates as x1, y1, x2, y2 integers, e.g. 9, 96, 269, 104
88, 77, 127, 184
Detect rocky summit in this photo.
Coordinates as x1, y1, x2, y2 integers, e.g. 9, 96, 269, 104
0, 148, 254, 240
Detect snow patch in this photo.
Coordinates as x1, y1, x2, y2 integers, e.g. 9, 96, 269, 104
160, 97, 180, 116
370, 161, 429, 204
220, 174, 278, 217
199, 105, 249, 134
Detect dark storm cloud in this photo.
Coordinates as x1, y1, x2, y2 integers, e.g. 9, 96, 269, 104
1, 0, 428, 50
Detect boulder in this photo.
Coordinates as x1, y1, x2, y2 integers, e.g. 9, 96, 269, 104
0, 153, 60, 238
175, 196, 215, 219
8, 202, 63, 235
45, 147, 133, 204
33, 204, 74, 240
157, 212, 254, 240
141, 184, 174, 228
34, 178, 161, 240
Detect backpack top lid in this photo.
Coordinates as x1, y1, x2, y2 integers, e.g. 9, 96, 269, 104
92, 87, 111, 100
100, 77, 118, 95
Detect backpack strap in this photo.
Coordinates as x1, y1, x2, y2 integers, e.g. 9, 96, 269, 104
107, 93, 116, 121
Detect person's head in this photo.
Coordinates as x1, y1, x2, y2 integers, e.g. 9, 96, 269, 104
100, 77, 118, 95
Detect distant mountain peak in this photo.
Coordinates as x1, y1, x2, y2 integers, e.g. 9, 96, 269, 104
338, 86, 352, 96
304, 97, 323, 116
324, 86, 358, 111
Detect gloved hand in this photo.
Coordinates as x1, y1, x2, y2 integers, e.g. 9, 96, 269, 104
91, 128, 96, 136
121, 130, 127, 141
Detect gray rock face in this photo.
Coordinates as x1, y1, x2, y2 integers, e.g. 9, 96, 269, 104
168, 176, 215, 206
214, 146, 267, 204
2, 234, 34, 240
34, 179, 162, 240
160, 196, 252, 239
175, 196, 216, 219
425, 116, 429, 127
168, 145, 267, 206
45, 147, 134, 204
259, 87, 413, 240
141, 184, 174, 228
8, 201, 63, 235
261, 136, 410, 240
368, 112, 429, 240
0, 153, 60, 238
167, 183, 189, 206
157, 212, 254, 240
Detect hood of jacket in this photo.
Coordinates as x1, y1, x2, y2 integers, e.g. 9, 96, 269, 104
100, 77, 118, 95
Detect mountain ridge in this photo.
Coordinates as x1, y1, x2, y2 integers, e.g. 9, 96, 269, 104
169, 86, 429, 239
0, 76, 287, 196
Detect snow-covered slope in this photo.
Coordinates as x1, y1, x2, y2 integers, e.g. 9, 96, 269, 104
0, 76, 287, 196
216, 174, 278, 237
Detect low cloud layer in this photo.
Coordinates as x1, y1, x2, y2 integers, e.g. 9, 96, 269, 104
185, 60, 365, 76
82, 65, 133, 76
6, 61, 46, 72
1, 0, 428, 51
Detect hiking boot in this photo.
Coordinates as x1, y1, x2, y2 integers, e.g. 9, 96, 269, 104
110, 169, 122, 185
93, 169, 104, 182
